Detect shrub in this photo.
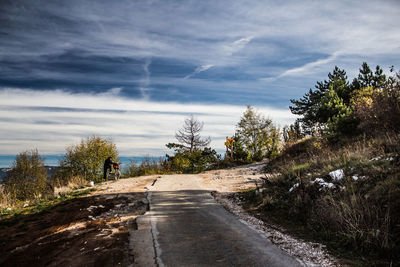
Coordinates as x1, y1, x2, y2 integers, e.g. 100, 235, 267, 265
59, 136, 119, 183
166, 147, 220, 174
4, 149, 47, 201
354, 79, 400, 135
123, 157, 167, 177
256, 133, 400, 262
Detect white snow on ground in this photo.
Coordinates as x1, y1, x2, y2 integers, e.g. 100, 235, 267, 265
311, 178, 336, 191
329, 169, 345, 181
289, 183, 299, 192
351, 175, 367, 181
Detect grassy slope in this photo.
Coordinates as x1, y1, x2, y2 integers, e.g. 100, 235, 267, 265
0, 188, 96, 227
241, 134, 400, 266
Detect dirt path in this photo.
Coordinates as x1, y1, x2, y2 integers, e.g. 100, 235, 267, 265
0, 175, 155, 267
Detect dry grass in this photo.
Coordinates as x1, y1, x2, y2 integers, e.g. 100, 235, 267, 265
52, 176, 87, 198
252, 133, 400, 264
0, 186, 15, 210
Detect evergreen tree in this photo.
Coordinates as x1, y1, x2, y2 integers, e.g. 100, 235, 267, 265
290, 66, 350, 134
352, 62, 387, 90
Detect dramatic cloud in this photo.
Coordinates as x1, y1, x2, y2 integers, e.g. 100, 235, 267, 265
0, 0, 399, 156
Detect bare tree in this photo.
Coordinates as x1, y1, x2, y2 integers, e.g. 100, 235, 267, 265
175, 115, 211, 152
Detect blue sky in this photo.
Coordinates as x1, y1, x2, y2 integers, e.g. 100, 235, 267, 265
0, 0, 399, 156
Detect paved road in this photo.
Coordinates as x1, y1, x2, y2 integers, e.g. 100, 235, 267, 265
132, 174, 301, 266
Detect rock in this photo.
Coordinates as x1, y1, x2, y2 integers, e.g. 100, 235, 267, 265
329, 169, 345, 181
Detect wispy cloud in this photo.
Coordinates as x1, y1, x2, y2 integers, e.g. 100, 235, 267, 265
0, 88, 295, 155
223, 36, 254, 56
139, 58, 152, 99
278, 51, 343, 78
184, 64, 214, 79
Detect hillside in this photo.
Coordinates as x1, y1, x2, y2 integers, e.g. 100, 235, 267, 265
239, 134, 400, 266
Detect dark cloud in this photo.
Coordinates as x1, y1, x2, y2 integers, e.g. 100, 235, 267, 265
0, 0, 399, 109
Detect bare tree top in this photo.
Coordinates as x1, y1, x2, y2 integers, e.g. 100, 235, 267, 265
175, 115, 211, 152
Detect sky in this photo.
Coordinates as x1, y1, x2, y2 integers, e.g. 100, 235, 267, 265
0, 0, 399, 156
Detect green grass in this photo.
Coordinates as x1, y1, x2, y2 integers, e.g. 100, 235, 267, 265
0, 188, 96, 227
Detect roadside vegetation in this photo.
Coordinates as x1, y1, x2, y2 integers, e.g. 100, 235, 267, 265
0, 136, 113, 213
0, 187, 95, 227
241, 63, 400, 265
1, 61, 398, 264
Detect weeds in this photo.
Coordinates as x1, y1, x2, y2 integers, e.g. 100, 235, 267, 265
250, 134, 400, 264
0, 188, 96, 227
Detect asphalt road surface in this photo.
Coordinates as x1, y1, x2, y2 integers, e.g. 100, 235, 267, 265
132, 174, 302, 266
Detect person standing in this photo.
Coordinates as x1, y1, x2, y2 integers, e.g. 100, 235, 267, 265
103, 156, 114, 181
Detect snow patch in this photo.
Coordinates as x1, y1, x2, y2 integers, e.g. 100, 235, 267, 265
289, 183, 299, 192
329, 169, 345, 181
352, 175, 367, 181
370, 155, 383, 161
311, 178, 335, 191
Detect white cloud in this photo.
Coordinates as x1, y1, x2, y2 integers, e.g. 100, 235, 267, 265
0, 88, 295, 156
100, 87, 123, 96
223, 36, 254, 56
184, 64, 214, 79
139, 58, 152, 99
279, 51, 342, 78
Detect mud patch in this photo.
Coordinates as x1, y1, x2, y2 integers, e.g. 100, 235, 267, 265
0, 192, 147, 267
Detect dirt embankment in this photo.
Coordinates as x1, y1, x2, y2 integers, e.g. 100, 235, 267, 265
0, 176, 155, 267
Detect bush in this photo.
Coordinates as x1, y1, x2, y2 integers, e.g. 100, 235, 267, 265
166, 147, 220, 174
4, 149, 47, 201
255, 134, 400, 262
123, 157, 167, 177
59, 136, 119, 183
353, 77, 400, 135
